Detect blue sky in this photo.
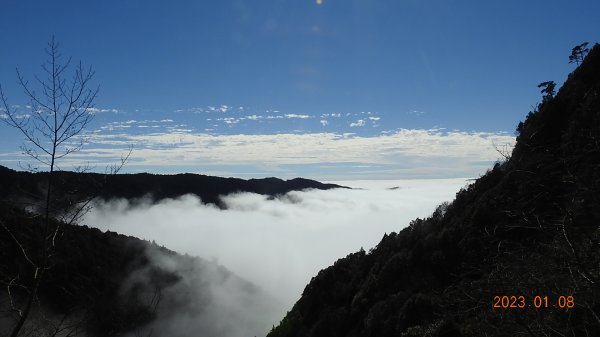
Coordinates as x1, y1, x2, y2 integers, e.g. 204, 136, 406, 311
1, 0, 598, 180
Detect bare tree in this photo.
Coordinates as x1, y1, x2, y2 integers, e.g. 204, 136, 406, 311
0, 37, 107, 337
492, 141, 513, 162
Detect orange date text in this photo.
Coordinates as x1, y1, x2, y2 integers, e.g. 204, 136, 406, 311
492, 295, 574, 309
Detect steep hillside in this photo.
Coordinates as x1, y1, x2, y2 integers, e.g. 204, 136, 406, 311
0, 201, 279, 336
267, 44, 600, 337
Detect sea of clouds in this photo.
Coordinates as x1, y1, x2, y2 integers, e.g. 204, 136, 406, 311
81, 178, 469, 336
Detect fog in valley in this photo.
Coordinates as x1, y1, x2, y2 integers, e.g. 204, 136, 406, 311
82, 178, 469, 336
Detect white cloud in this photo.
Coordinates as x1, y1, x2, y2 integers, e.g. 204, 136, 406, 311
99, 122, 132, 131
82, 178, 467, 324
350, 119, 366, 127
369, 117, 381, 121
86, 107, 120, 114
19, 129, 515, 179
217, 117, 240, 125
175, 107, 204, 113
284, 114, 310, 119
320, 120, 328, 126
246, 115, 262, 121
175, 105, 243, 114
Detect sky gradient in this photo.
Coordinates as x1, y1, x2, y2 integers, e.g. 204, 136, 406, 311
1, 0, 598, 180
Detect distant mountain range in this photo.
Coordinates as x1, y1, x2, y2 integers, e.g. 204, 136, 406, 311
0, 165, 345, 209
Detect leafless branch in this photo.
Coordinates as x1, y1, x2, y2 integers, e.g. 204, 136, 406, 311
492, 141, 513, 162
0, 221, 37, 269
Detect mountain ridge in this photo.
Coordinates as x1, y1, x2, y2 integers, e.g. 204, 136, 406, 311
0, 165, 346, 209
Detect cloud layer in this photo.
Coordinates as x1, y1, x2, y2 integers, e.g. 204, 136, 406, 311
1, 100, 515, 179
82, 178, 468, 333
24, 128, 514, 179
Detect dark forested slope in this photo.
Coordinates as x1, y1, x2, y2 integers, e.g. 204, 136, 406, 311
0, 166, 344, 208
0, 201, 279, 336
267, 44, 600, 337
0, 202, 170, 335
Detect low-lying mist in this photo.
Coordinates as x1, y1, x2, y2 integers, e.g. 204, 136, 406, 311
82, 178, 468, 336
122, 245, 282, 337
